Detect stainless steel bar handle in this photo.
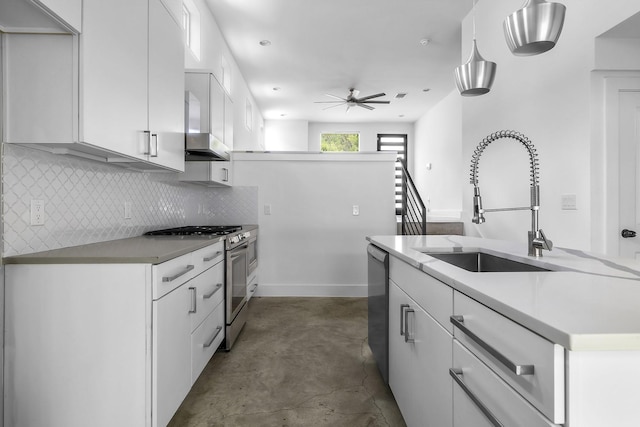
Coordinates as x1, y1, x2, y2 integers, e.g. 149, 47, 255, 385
449, 369, 504, 427
203, 251, 223, 262
404, 308, 415, 343
203, 283, 223, 299
142, 130, 151, 155
400, 304, 410, 335
203, 326, 223, 348
150, 134, 158, 157
162, 265, 195, 282
450, 315, 534, 376
188, 287, 197, 313
222, 168, 229, 182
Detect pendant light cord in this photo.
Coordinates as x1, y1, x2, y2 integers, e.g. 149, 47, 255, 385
472, 0, 477, 41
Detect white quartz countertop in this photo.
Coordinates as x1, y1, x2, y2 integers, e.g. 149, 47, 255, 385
368, 235, 640, 351
3, 235, 226, 265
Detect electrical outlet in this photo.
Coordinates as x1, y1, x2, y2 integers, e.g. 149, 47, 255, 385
264, 204, 272, 215
30, 200, 45, 225
352, 205, 360, 216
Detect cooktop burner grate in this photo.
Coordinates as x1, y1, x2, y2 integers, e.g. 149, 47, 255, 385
144, 225, 242, 236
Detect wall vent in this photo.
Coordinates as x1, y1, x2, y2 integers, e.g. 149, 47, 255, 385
395, 93, 407, 99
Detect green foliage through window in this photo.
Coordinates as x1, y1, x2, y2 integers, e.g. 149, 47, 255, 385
321, 133, 360, 152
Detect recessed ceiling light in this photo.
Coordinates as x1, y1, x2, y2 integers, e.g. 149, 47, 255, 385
259, 40, 272, 47
419, 39, 431, 46
423, 88, 431, 92
395, 93, 407, 99
272, 87, 281, 91
280, 113, 286, 117
398, 114, 405, 118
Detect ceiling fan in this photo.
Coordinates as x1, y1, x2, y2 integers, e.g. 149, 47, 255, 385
315, 88, 390, 112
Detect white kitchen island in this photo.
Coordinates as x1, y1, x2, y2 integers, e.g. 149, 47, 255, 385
368, 234, 640, 427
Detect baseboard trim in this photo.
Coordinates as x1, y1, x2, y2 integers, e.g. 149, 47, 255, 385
253, 283, 367, 298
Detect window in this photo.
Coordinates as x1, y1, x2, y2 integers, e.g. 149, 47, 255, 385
182, 0, 201, 61
320, 133, 360, 152
377, 134, 408, 214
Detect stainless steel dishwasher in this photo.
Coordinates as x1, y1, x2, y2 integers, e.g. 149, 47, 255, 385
367, 243, 389, 384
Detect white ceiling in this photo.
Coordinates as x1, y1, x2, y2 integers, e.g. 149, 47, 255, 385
204, 0, 472, 123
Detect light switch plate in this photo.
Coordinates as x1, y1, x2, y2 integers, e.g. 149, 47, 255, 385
561, 194, 577, 210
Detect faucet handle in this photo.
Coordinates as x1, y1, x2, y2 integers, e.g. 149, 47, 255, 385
534, 229, 553, 251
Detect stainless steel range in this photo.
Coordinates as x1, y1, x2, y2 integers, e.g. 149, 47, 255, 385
145, 225, 257, 350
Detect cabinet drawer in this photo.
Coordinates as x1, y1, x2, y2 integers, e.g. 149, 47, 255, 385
191, 241, 225, 271
189, 261, 225, 332
390, 256, 453, 332
453, 292, 564, 423
153, 252, 198, 299
452, 340, 560, 427
191, 301, 225, 384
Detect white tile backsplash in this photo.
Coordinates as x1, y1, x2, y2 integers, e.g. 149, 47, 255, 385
2, 144, 257, 256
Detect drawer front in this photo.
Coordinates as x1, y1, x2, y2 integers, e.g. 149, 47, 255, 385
192, 241, 225, 271
390, 256, 453, 332
189, 261, 225, 332
452, 340, 560, 427
153, 252, 197, 299
247, 274, 258, 300
191, 301, 225, 384
453, 292, 564, 423
153, 241, 224, 300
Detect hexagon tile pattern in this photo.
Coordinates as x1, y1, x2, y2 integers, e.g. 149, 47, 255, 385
2, 144, 258, 257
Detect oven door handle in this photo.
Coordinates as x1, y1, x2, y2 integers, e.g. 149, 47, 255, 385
229, 247, 249, 258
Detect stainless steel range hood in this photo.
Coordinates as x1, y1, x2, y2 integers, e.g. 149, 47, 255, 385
185, 133, 230, 161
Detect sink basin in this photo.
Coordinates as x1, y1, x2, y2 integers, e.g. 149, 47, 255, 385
424, 251, 551, 273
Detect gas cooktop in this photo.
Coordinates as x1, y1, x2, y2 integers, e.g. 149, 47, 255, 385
144, 225, 243, 236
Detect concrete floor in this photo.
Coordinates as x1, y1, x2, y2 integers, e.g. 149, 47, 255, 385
169, 297, 406, 427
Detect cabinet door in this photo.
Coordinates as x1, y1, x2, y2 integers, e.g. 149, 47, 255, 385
224, 94, 234, 149
211, 75, 225, 143
389, 280, 453, 427
210, 161, 233, 186
80, 0, 148, 160
153, 283, 192, 427
148, 0, 185, 172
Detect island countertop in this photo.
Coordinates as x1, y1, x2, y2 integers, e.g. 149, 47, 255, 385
367, 235, 640, 351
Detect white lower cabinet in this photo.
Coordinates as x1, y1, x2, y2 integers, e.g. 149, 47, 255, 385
389, 279, 453, 427
4, 241, 226, 427
452, 340, 560, 427
153, 282, 193, 427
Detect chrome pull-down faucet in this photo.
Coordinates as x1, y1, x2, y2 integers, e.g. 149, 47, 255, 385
470, 130, 552, 257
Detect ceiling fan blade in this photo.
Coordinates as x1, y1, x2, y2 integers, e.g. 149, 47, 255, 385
357, 92, 386, 102
357, 103, 375, 110
346, 105, 352, 114
314, 101, 346, 104
361, 100, 390, 104
325, 94, 346, 101
322, 103, 346, 110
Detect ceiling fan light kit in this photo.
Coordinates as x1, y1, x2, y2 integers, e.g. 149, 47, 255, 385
504, 0, 567, 56
455, 0, 566, 97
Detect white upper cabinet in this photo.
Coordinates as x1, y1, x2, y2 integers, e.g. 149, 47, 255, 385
2, 0, 186, 172
148, 0, 187, 171
0, 0, 81, 34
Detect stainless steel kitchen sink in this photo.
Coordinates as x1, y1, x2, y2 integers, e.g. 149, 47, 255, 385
424, 251, 551, 273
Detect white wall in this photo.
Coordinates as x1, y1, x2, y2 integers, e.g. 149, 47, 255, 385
413, 90, 462, 219
264, 120, 309, 150
185, 0, 264, 151
233, 152, 397, 296
417, 0, 640, 253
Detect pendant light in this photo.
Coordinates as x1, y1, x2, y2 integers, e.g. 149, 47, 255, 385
504, 0, 566, 56
454, 0, 497, 96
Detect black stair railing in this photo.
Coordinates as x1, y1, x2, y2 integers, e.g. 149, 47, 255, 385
398, 159, 426, 235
